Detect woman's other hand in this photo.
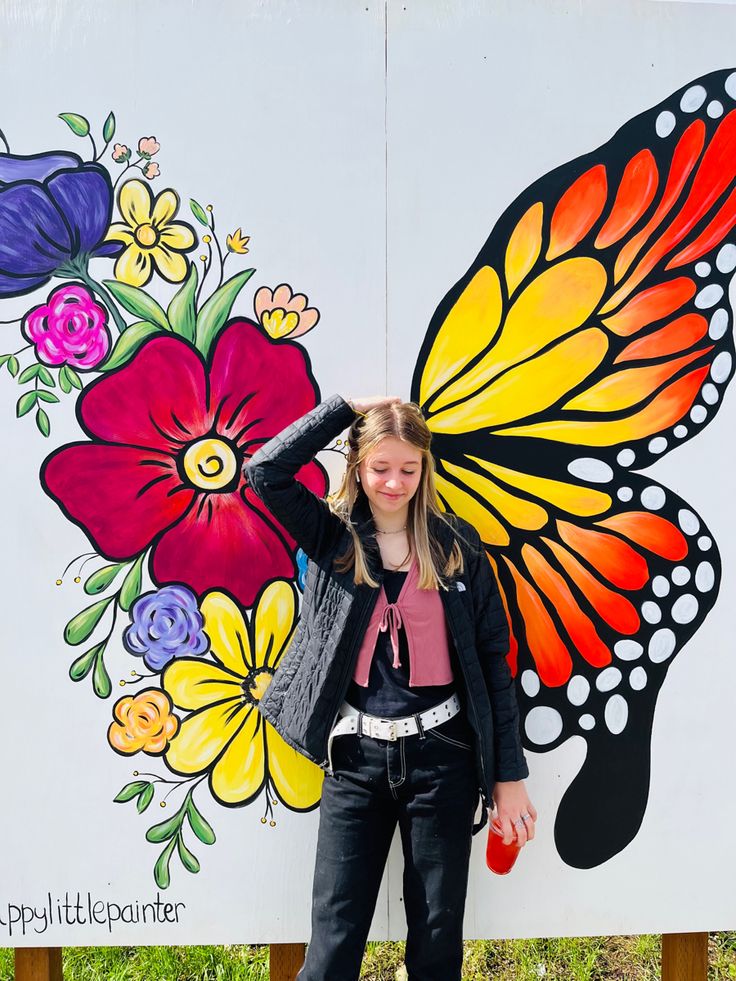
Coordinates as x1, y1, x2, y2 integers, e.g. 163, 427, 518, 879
347, 395, 402, 415
490, 781, 538, 846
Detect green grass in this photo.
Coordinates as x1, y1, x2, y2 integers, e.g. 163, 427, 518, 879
1, 934, 734, 979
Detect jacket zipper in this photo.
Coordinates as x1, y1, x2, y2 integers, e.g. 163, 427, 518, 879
320, 586, 381, 773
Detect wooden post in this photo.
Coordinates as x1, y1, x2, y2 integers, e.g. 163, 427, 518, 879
14, 948, 63, 981
661, 933, 708, 981
269, 942, 305, 981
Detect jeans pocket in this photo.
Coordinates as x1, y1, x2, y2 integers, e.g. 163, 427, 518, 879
426, 728, 473, 751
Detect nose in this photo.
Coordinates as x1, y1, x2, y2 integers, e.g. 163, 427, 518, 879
385, 474, 402, 489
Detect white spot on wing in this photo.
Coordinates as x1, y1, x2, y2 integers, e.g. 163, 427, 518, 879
696, 284, 724, 309
656, 110, 676, 137
641, 486, 665, 510
680, 85, 707, 112
605, 695, 628, 734
567, 675, 590, 706
642, 601, 662, 624
525, 706, 563, 745
709, 309, 728, 340
649, 628, 676, 663
702, 383, 719, 405
615, 639, 642, 661
596, 667, 622, 692
716, 243, 736, 273
679, 509, 700, 535
649, 436, 668, 455
711, 351, 732, 384
672, 594, 699, 624
521, 670, 540, 697
695, 562, 715, 592
567, 458, 613, 483
629, 667, 647, 690
690, 405, 707, 424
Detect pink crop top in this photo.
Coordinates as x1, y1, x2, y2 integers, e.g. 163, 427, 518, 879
352, 559, 454, 688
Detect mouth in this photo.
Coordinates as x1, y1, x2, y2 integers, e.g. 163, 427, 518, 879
380, 492, 403, 500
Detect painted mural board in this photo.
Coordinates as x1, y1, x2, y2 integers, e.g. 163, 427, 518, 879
1, 0, 736, 946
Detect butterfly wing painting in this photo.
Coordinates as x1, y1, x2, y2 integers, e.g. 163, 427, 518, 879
412, 69, 735, 869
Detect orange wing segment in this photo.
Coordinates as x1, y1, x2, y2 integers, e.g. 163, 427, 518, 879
503, 555, 573, 686
607, 112, 736, 310
546, 164, 608, 261
595, 149, 658, 249
543, 538, 640, 634
595, 512, 688, 560
557, 520, 649, 589
614, 313, 708, 363
648, 110, 736, 265
610, 120, 706, 289
495, 365, 710, 444
601, 277, 696, 337
488, 552, 518, 677
563, 346, 712, 413
667, 184, 736, 269
505, 202, 544, 297
522, 544, 612, 668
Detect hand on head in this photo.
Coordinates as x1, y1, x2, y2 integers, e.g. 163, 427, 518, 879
348, 395, 402, 415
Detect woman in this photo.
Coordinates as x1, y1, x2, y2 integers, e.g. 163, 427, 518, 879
245, 393, 535, 981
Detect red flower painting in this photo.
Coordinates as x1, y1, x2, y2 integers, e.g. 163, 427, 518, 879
42, 320, 325, 608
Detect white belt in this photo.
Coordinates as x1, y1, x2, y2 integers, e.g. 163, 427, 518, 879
326, 694, 461, 773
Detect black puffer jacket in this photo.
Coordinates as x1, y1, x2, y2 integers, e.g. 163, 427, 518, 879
245, 394, 528, 813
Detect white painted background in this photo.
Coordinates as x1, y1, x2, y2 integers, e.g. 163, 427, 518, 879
0, 0, 735, 946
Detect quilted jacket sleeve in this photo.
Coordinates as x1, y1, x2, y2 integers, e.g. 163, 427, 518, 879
465, 526, 529, 783
244, 394, 356, 560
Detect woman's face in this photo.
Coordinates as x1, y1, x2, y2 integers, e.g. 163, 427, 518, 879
358, 436, 423, 517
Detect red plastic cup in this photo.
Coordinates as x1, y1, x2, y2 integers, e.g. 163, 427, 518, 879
485, 816, 521, 875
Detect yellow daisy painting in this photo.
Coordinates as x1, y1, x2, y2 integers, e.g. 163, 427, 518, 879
163, 582, 324, 821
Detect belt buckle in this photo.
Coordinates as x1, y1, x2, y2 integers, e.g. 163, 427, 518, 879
368, 718, 397, 741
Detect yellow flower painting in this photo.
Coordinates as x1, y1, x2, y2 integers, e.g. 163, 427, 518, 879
105, 179, 196, 287
162, 582, 323, 812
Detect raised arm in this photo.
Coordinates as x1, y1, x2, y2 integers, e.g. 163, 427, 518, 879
244, 393, 356, 560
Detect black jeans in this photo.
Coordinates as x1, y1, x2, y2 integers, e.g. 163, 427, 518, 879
298, 715, 478, 981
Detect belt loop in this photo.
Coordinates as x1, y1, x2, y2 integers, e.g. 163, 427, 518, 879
413, 712, 426, 739
357, 711, 364, 739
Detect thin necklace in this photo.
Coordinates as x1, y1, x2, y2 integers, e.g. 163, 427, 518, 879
388, 547, 412, 571
375, 525, 407, 535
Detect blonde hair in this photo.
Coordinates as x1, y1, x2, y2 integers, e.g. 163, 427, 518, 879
329, 401, 464, 589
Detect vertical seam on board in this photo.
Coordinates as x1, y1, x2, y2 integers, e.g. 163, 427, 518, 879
384, 0, 389, 390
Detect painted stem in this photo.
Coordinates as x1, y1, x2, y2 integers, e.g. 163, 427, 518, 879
76, 269, 127, 334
